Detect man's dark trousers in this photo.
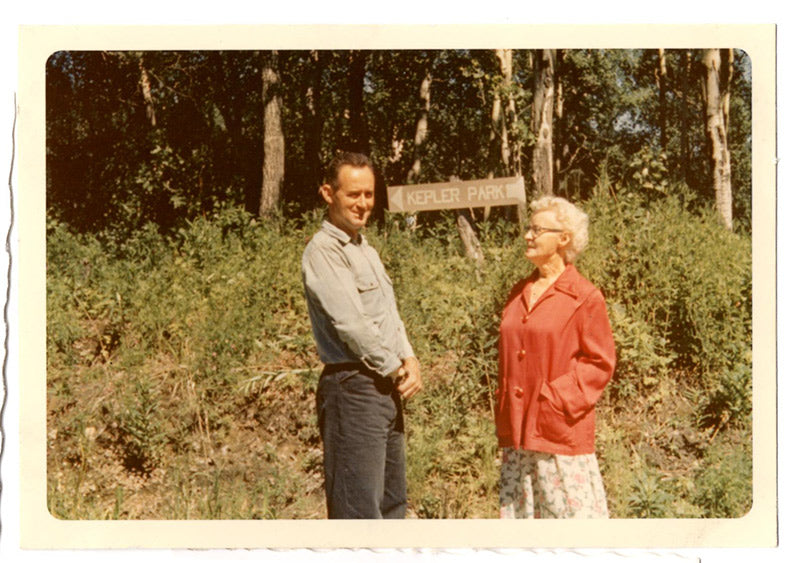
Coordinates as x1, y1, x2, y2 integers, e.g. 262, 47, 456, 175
316, 363, 407, 519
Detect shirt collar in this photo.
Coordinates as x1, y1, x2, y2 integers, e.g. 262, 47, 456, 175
321, 219, 365, 245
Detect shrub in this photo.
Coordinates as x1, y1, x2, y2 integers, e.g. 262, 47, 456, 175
46, 185, 752, 519
581, 185, 752, 426
692, 431, 752, 518
627, 470, 675, 518
117, 380, 167, 474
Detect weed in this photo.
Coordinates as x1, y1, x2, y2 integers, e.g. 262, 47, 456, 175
627, 470, 674, 518
693, 431, 752, 518
117, 380, 166, 474
47, 188, 752, 519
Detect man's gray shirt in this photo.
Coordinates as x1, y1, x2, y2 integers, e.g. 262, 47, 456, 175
302, 220, 414, 377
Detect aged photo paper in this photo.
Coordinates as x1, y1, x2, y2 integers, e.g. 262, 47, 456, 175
12, 23, 776, 554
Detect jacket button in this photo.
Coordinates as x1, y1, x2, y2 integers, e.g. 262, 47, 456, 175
514, 386, 524, 398
521, 315, 528, 324
517, 349, 526, 360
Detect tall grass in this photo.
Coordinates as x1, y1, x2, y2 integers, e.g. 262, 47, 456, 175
47, 186, 752, 519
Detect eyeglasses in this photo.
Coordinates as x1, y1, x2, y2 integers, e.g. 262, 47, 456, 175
527, 225, 564, 237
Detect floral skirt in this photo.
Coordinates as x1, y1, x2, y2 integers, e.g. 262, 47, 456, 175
499, 447, 609, 519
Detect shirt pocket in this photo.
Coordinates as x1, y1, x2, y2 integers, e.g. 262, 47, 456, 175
355, 274, 382, 317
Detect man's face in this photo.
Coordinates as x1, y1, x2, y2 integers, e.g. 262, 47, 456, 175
321, 165, 375, 238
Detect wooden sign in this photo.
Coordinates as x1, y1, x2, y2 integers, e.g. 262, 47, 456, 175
387, 176, 525, 213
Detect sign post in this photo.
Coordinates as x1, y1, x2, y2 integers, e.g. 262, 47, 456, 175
386, 176, 526, 213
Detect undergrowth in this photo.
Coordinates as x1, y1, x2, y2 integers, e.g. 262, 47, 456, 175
47, 185, 752, 519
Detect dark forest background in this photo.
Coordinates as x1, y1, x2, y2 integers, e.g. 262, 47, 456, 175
46, 49, 751, 234
46, 49, 753, 520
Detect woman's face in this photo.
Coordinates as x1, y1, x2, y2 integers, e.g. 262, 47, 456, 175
524, 209, 569, 265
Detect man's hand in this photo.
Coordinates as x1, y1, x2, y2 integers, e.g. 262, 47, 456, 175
396, 356, 422, 400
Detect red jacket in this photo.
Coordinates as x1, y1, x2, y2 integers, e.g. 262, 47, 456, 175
495, 264, 616, 455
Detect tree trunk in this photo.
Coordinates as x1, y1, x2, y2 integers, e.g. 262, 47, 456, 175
406, 65, 432, 184
303, 50, 324, 191
530, 49, 556, 196
449, 175, 484, 265
554, 50, 565, 193
138, 56, 156, 127
489, 81, 504, 178
701, 48, 733, 230
658, 48, 668, 153
210, 52, 245, 200
487, 74, 503, 222
680, 50, 691, 184
345, 50, 369, 153
494, 49, 521, 176
457, 211, 485, 266
494, 49, 525, 225
259, 50, 284, 218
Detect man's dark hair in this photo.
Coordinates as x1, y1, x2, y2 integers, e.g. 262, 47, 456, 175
324, 152, 374, 191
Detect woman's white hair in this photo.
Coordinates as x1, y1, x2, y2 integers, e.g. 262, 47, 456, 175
529, 196, 589, 263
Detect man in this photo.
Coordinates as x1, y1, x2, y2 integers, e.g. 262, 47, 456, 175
301, 151, 422, 519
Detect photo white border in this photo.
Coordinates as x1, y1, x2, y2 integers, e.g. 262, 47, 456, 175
15, 23, 776, 551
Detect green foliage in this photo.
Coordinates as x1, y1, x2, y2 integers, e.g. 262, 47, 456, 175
46, 217, 129, 368
47, 184, 752, 519
604, 302, 674, 395
45, 45, 754, 521
693, 363, 752, 430
47, 49, 752, 234
627, 470, 675, 518
117, 380, 167, 473
693, 432, 752, 518
580, 184, 752, 428
368, 217, 522, 518
627, 148, 670, 193
375, 216, 523, 363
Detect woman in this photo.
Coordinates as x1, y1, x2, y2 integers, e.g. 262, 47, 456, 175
495, 196, 616, 519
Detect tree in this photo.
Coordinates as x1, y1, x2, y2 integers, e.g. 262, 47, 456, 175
345, 50, 370, 153
530, 49, 556, 195
406, 62, 432, 184
489, 49, 525, 224
44, 48, 752, 234
556, 49, 632, 197
657, 48, 668, 153
303, 50, 325, 190
259, 50, 285, 218
491, 49, 521, 178
700, 48, 734, 230
679, 50, 692, 185
138, 55, 157, 127
727, 51, 753, 228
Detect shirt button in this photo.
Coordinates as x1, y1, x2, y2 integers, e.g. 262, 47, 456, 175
514, 386, 524, 398
517, 349, 526, 360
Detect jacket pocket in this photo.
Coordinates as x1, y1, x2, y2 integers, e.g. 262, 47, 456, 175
535, 394, 575, 447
